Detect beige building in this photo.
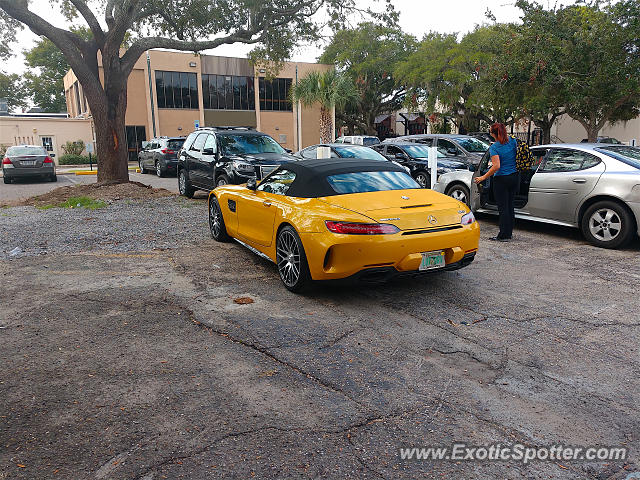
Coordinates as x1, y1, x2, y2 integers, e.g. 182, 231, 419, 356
0, 113, 94, 160
63, 50, 332, 160
551, 115, 639, 145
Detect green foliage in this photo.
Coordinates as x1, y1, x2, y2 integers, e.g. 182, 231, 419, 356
319, 23, 416, 134
0, 71, 27, 111
61, 140, 85, 156
58, 154, 95, 165
38, 196, 107, 210
290, 70, 356, 111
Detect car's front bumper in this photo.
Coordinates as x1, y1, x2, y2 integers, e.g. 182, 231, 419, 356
3, 165, 55, 178
300, 222, 480, 281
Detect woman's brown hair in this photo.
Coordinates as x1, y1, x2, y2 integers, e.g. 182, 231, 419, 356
490, 123, 509, 145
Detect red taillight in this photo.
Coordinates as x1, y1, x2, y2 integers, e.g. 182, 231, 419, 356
43, 156, 54, 163
325, 220, 399, 235
2, 157, 11, 165
161, 148, 174, 154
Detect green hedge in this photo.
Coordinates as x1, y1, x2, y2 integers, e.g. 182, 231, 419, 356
58, 154, 98, 165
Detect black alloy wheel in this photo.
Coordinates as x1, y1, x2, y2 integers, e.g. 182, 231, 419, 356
276, 225, 311, 292
209, 196, 230, 241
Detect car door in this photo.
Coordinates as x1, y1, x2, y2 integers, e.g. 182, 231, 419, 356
187, 133, 207, 186
436, 138, 463, 158
526, 148, 605, 223
385, 145, 408, 164
200, 133, 217, 189
236, 169, 296, 246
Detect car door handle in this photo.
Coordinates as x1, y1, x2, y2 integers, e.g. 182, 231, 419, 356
263, 201, 272, 207
572, 178, 587, 184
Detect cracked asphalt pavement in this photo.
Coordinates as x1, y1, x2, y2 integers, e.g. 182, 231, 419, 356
1, 197, 639, 479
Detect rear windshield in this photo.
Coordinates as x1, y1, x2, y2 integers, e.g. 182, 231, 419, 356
362, 137, 380, 146
453, 137, 489, 152
333, 146, 387, 161
167, 139, 185, 150
219, 134, 285, 155
7, 146, 47, 156
326, 171, 420, 194
596, 146, 640, 170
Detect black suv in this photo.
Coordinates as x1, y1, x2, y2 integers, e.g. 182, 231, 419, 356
139, 136, 185, 177
177, 127, 297, 197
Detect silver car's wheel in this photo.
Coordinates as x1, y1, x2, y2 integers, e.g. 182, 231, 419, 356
276, 226, 311, 292
446, 184, 470, 206
581, 200, 634, 249
588, 208, 622, 242
414, 171, 430, 188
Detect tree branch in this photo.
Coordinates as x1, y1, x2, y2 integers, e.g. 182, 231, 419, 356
68, 0, 104, 44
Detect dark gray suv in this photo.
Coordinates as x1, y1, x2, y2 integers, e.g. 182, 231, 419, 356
138, 137, 185, 177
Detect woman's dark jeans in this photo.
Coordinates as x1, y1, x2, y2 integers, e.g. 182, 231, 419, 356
493, 172, 519, 239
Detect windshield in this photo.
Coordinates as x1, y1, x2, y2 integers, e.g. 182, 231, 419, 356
333, 146, 387, 161
453, 137, 489, 152
363, 137, 380, 146
327, 171, 420, 194
596, 146, 640, 170
403, 145, 445, 158
6, 146, 47, 156
219, 134, 286, 155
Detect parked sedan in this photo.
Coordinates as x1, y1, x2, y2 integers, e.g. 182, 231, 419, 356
208, 159, 479, 291
434, 143, 640, 249
295, 143, 389, 161
384, 134, 490, 166
139, 136, 185, 177
371, 142, 468, 188
2, 145, 56, 184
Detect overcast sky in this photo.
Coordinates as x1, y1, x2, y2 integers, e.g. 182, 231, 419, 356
5, 0, 539, 74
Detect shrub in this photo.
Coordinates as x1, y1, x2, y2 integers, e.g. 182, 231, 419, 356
58, 154, 97, 165
61, 140, 85, 156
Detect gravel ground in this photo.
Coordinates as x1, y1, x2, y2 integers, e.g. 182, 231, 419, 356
1, 197, 207, 258
1, 196, 639, 479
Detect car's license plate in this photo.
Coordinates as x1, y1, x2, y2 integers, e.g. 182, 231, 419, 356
21, 161, 36, 166
419, 250, 445, 271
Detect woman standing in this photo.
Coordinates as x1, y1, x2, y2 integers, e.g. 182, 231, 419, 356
473, 123, 518, 241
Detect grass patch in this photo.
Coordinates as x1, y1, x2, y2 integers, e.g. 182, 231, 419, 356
37, 196, 107, 210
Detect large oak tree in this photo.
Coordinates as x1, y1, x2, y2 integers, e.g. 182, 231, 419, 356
0, 0, 392, 183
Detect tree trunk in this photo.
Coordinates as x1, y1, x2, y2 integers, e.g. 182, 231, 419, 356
319, 107, 333, 143
585, 125, 599, 142
87, 73, 130, 184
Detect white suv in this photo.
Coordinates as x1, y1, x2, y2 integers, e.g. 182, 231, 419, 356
335, 135, 380, 147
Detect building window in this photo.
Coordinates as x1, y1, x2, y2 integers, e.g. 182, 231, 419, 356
41, 137, 53, 151
73, 82, 82, 116
202, 74, 255, 110
259, 78, 292, 111
155, 71, 198, 109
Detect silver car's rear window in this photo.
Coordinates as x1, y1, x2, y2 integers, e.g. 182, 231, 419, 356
7, 146, 47, 156
596, 146, 640, 170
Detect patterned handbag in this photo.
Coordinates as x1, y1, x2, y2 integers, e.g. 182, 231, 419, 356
514, 138, 534, 172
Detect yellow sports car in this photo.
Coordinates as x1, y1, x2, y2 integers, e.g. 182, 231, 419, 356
208, 159, 480, 291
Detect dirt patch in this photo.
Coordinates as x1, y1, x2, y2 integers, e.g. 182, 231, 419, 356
11, 181, 174, 207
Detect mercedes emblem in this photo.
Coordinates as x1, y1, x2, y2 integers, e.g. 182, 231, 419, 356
428, 215, 437, 225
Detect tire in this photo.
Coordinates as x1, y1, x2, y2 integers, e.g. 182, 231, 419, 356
139, 160, 146, 174
215, 174, 230, 187
276, 225, 312, 293
581, 200, 635, 249
155, 161, 164, 178
3, 176, 10, 184
209, 196, 231, 242
50, 174, 57, 182
446, 183, 470, 206
178, 169, 195, 198
414, 171, 431, 189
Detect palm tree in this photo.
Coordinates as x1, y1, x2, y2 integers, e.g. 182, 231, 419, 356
290, 70, 356, 143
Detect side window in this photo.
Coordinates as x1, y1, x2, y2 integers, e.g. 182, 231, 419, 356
437, 139, 460, 156
541, 149, 601, 172
530, 149, 549, 170
344, 137, 353, 144
386, 145, 403, 157
203, 134, 217, 153
417, 138, 434, 147
301, 146, 318, 159
191, 134, 207, 152
257, 169, 296, 195
183, 133, 198, 151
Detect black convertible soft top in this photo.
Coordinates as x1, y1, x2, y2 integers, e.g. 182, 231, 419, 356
266, 158, 406, 198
